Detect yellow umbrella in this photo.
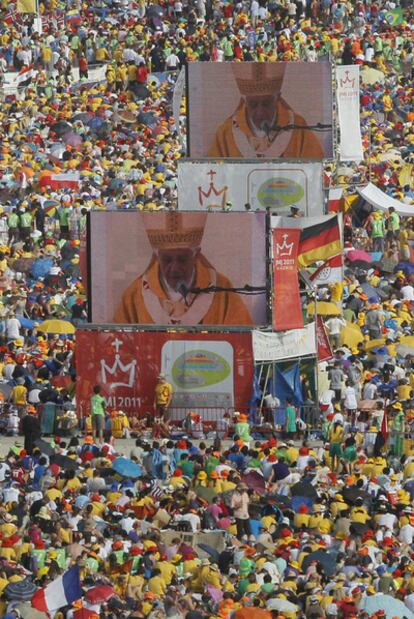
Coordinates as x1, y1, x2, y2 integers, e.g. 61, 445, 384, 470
364, 338, 386, 351
340, 322, 363, 348
38, 319, 76, 335
307, 301, 341, 316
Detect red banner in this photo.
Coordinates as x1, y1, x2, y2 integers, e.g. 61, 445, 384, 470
316, 315, 333, 362
272, 228, 303, 331
75, 330, 253, 418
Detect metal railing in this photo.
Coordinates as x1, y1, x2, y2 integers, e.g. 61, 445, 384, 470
168, 403, 322, 433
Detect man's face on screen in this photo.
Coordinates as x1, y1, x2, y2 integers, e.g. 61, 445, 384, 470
158, 248, 197, 291
245, 94, 278, 132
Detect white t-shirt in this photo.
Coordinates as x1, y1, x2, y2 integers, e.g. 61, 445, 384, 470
399, 523, 414, 545
402, 285, 414, 301
6, 318, 21, 340
344, 386, 357, 410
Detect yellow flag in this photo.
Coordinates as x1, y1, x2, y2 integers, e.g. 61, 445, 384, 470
17, 0, 36, 13
399, 164, 413, 189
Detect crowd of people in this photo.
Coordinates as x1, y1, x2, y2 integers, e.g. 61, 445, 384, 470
0, 0, 412, 617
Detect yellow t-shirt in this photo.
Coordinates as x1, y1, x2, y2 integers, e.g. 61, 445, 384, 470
148, 575, 167, 596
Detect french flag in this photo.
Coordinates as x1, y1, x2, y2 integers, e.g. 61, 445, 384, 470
32, 566, 82, 612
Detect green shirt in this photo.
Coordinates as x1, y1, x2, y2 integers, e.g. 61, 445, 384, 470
20, 212, 32, 228
91, 393, 105, 416
178, 459, 195, 478
7, 213, 19, 227
58, 206, 70, 226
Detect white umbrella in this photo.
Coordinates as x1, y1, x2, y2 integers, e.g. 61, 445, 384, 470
266, 598, 298, 612
361, 67, 385, 85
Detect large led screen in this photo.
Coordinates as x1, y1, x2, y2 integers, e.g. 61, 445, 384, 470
88, 211, 268, 327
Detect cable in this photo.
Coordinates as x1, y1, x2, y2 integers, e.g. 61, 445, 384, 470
186, 284, 267, 296
264, 122, 332, 133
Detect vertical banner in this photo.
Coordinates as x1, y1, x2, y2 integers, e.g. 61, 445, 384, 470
316, 315, 333, 362
336, 66, 364, 162
273, 228, 303, 331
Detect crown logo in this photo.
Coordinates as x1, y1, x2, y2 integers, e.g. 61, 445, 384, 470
100, 339, 137, 389
340, 70, 356, 88
275, 233, 294, 257
198, 169, 229, 209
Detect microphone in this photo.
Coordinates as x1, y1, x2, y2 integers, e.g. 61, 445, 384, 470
177, 281, 189, 306
261, 121, 270, 135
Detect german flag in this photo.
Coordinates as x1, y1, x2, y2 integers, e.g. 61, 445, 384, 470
298, 215, 341, 268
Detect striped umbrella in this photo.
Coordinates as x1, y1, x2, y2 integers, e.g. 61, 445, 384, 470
4, 578, 37, 601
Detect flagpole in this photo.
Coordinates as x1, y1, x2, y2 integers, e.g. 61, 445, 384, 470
34, 0, 42, 35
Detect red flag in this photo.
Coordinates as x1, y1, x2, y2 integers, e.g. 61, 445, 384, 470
272, 228, 303, 331
328, 188, 343, 213
316, 315, 333, 362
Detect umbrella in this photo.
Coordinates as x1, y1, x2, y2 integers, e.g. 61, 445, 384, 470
137, 111, 157, 128
85, 585, 114, 605
62, 131, 83, 147
35, 439, 55, 456
364, 338, 386, 351
12, 257, 34, 273
4, 578, 37, 601
38, 319, 75, 334
31, 257, 54, 279
132, 84, 150, 100
74, 610, 99, 619
342, 487, 370, 505
72, 113, 92, 123
347, 259, 372, 270
50, 121, 73, 136
360, 282, 388, 301
291, 496, 314, 513
266, 598, 298, 613
346, 250, 372, 263
396, 336, 414, 357
291, 481, 318, 499
111, 457, 142, 479
87, 116, 104, 130
359, 594, 414, 619
50, 454, 79, 470
360, 67, 385, 85
302, 549, 337, 577
118, 111, 137, 124
371, 259, 395, 274
340, 322, 363, 348
206, 585, 223, 605
195, 486, 217, 502
147, 4, 164, 17
350, 522, 369, 536
14, 603, 48, 619
307, 301, 341, 316
197, 543, 220, 563
234, 609, 272, 619
242, 470, 266, 495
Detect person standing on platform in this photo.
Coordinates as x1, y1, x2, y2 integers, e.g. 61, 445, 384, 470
90, 384, 106, 443
154, 373, 173, 421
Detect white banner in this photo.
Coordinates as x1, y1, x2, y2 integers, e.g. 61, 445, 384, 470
336, 66, 364, 162
357, 182, 414, 216
252, 323, 316, 362
178, 160, 324, 216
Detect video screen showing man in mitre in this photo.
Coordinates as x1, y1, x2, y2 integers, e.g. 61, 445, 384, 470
114, 212, 253, 326
209, 63, 324, 159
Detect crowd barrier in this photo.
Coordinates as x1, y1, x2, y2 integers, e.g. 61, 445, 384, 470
168, 403, 322, 435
